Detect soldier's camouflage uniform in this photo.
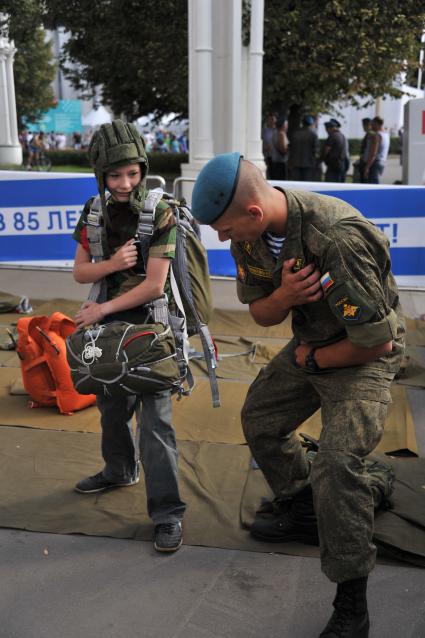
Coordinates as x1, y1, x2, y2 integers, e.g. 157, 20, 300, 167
232, 189, 405, 583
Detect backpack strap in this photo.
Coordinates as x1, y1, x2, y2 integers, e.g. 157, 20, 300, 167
172, 207, 220, 408
86, 194, 110, 303
137, 191, 220, 407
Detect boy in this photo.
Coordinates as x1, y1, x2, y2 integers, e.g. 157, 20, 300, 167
72, 120, 185, 552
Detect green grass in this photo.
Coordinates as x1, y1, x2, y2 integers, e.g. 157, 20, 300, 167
51, 165, 92, 173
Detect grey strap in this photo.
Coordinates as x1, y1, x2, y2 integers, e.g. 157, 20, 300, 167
86, 194, 110, 303
138, 187, 164, 237
172, 218, 220, 407
144, 294, 170, 326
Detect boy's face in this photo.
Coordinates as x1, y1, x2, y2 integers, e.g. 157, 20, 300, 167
105, 163, 142, 202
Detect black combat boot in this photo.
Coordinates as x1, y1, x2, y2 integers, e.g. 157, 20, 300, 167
319, 576, 369, 637
250, 485, 319, 545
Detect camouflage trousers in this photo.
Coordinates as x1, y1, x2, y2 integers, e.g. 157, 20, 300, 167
241, 338, 403, 583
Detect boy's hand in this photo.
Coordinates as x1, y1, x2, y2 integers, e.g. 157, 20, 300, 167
109, 239, 138, 271
75, 301, 105, 327
276, 258, 322, 307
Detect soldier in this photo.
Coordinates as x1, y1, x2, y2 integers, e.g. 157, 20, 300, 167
190, 153, 405, 638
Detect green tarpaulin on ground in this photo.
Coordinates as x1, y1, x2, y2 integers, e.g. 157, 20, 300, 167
0, 295, 424, 565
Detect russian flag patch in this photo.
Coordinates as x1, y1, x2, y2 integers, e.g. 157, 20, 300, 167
320, 272, 334, 292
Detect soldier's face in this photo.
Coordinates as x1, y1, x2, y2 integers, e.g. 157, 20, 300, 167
212, 207, 262, 243
106, 164, 142, 201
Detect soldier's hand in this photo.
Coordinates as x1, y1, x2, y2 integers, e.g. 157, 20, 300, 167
294, 343, 312, 367
110, 239, 138, 271
279, 258, 323, 306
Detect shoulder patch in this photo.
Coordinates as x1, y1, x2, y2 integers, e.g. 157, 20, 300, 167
334, 297, 362, 321
325, 280, 377, 325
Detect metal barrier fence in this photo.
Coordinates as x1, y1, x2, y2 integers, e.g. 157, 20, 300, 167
172, 176, 195, 200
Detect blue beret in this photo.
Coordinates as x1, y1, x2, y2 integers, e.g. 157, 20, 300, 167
191, 152, 242, 224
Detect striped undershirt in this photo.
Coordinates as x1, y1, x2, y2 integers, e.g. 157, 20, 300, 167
263, 232, 285, 259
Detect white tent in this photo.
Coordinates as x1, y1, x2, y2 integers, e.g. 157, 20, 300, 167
82, 106, 112, 127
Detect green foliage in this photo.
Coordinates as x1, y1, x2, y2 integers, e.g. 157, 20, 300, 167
147, 152, 189, 176
32, 149, 189, 175
263, 0, 425, 118
8, 0, 422, 128
1, 1, 56, 128
43, 0, 188, 120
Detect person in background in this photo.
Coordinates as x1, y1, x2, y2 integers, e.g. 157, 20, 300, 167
72, 131, 82, 150
178, 131, 188, 153
170, 134, 181, 153
262, 112, 277, 179
287, 114, 320, 181
19, 128, 30, 154
353, 118, 372, 182
363, 116, 390, 184
322, 119, 348, 182
270, 115, 289, 180
154, 131, 169, 152
26, 131, 46, 170
56, 132, 67, 149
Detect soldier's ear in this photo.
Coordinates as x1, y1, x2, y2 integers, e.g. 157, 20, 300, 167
247, 205, 264, 223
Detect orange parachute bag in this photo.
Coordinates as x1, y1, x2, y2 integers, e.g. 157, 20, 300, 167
17, 312, 96, 415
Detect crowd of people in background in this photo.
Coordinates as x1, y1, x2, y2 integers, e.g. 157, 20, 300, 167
19, 128, 92, 168
18, 126, 189, 170
20, 114, 392, 183
141, 129, 188, 153
262, 112, 391, 184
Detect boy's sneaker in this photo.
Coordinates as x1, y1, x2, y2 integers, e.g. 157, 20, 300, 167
74, 471, 139, 494
154, 522, 183, 552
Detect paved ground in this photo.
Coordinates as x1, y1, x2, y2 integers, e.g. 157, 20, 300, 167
1, 527, 425, 638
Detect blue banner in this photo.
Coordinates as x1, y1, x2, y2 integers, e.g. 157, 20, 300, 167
1, 173, 425, 287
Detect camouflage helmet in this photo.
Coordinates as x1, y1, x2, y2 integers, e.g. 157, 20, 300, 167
88, 119, 149, 214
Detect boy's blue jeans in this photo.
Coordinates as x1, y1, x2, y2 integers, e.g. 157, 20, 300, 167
97, 390, 186, 525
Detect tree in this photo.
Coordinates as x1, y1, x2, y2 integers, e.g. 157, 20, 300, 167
262, 0, 425, 124
42, 0, 425, 127
44, 0, 188, 120
0, 1, 56, 129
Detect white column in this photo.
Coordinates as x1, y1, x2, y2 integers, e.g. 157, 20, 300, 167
403, 98, 425, 185
181, 0, 265, 198
181, 0, 214, 199
5, 43, 19, 143
212, 0, 243, 153
245, 0, 265, 167
0, 44, 12, 146
189, 0, 214, 162
0, 36, 22, 165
